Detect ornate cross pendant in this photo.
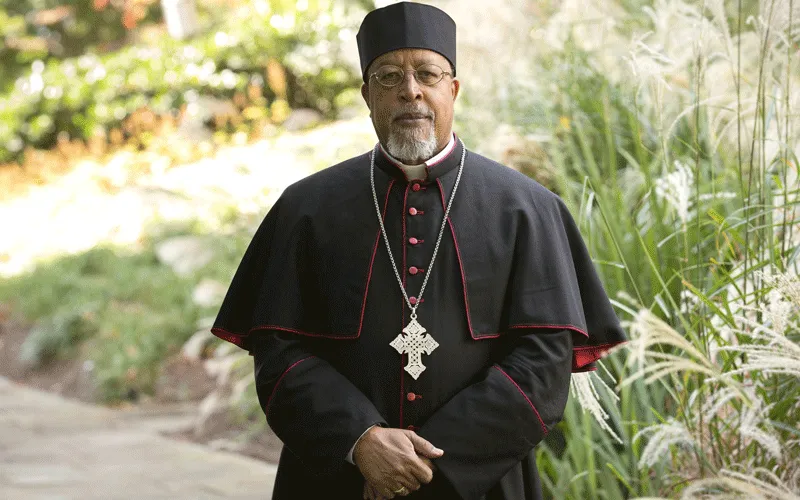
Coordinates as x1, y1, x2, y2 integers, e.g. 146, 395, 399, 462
389, 318, 439, 380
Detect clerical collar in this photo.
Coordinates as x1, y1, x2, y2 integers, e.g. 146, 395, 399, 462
375, 132, 461, 184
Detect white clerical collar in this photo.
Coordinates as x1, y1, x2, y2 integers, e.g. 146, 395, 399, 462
379, 132, 456, 168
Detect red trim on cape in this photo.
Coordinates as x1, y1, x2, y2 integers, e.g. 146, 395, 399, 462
400, 183, 409, 428
436, 178, 502, 340
493, 365, 548, 435
265, 355, 316, 417
210, 179, 397, 351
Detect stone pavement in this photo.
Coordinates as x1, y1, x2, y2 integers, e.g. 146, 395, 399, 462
0, 377, 277, 499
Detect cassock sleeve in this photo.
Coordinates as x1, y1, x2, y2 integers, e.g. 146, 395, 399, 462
416, 328, 573, 500
250, 331, 389, 477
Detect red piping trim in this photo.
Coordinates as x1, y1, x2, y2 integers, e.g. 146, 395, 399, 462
210, 179, 397, 344
400, 183, 409, 428
265, 355, 316, 417
379, 148, 412, 181
436, 178, 501, 340
425, 132, 457, 169
378, 132, 457, 181
357, 178, 395, 339
493, 365, 548, 436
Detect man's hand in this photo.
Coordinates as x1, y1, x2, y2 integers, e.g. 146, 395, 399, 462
363, 457, 438, 500
354, 426, 443, 498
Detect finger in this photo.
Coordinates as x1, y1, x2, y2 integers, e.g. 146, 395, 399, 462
408, 455, 435, 484
407, 432, 444, 459
404, 478, 421, 493
364, 482, 374, 500
420, 456, 438, 472
394, 479, 416, 495
368, 483, 381, 500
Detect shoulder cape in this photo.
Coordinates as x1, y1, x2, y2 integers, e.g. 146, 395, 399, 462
211, 147, 627, 372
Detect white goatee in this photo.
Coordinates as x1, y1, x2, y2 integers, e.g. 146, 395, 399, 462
385, 125, 438, 165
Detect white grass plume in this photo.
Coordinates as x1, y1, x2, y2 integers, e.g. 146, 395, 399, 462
633, 418, 696, 469
570, 370, 623, 444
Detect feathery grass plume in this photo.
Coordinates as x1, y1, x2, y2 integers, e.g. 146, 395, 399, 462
633, 417, 696, 469
654, 159, 693, 224
738, 399, 782, 461
621, 308, 719, 387
717, 313, 800, 379
700, 385, 742, 423
757, 269, 800, 309
570, 370, 624, 444
678, 467, 800, 500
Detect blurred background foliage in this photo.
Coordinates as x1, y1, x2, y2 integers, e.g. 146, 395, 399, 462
0, 0, 367, 163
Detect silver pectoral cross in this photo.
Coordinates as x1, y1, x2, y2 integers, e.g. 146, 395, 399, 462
389, 318, 439, 380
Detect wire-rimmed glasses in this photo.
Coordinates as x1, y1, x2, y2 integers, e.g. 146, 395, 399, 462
369, 63, 451, 87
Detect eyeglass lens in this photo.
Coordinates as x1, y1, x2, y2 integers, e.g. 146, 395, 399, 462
375, 64, 445, 86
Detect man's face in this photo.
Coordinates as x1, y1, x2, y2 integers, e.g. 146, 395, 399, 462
361, 48, 459, 164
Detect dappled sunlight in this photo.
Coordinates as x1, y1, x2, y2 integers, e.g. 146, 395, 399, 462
0, 115, 375, 277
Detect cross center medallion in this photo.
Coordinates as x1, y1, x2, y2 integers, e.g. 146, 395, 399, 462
389, 318, 439, 380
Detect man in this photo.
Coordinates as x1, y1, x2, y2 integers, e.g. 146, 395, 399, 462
210, 2, 627, 499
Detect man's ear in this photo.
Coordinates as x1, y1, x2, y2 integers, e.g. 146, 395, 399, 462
451, 78, 460, 102
361, 83, 370, 109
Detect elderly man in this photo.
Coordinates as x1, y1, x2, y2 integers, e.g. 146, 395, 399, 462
211, 2, 627, 499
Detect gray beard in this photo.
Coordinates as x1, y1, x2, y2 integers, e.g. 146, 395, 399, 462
385, 126, 438, 165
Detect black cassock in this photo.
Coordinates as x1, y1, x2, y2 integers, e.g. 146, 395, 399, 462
211, 136, 628, 499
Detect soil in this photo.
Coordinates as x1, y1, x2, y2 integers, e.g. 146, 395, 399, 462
0, 302, 284, 465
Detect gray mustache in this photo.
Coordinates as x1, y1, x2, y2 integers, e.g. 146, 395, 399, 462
392, 110, 433, 119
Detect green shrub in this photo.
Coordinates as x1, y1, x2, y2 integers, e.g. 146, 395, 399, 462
0, 0, 366, 163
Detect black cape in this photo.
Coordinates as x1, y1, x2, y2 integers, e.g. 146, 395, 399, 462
211, 135, 627, 499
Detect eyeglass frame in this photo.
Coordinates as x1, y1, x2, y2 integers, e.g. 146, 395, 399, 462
367, 63, 453, 88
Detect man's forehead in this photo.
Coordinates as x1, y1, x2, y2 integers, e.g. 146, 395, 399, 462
374, 49, 445, 65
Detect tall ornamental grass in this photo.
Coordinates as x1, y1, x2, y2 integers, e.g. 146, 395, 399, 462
518, 0, 800, 498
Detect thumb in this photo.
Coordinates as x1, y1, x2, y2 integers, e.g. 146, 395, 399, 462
409, 432, 443, 457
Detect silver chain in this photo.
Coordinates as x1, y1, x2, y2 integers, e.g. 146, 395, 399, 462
369, 138, 466, 321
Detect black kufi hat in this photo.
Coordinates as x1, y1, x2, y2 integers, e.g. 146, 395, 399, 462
356, 2, 456, 83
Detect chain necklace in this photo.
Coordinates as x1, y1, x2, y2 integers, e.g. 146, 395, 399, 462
369, 138, 466, 379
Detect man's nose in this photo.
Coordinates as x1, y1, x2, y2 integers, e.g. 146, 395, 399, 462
398, 71, 423, 100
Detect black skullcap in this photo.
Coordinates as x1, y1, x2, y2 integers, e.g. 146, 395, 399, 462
356, 1, 456, 83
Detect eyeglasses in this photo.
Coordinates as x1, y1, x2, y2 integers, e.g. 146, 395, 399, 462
369, 63, 451, 88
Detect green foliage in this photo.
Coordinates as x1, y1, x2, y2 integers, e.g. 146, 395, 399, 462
0, 218, 252, 403
517, 3, 800, 496
0, 0, 365, 163
0, 0, 163, 93
18, 302, 99, 368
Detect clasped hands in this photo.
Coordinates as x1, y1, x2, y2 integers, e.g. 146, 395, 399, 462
353, 426, 444, 499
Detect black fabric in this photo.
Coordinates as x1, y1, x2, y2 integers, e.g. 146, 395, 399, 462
212, 136, 628, 499
250, 328, 560, 500
356, 1, 457, 82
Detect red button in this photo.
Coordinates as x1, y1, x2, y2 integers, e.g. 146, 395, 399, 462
407, 392, 416, 401
409, 296, 417, 305
409, 266, 419, 275
412, 183, 421, 191
408, 207, 418, 216
409, 237, 418, 245
407, 424, 417, 431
